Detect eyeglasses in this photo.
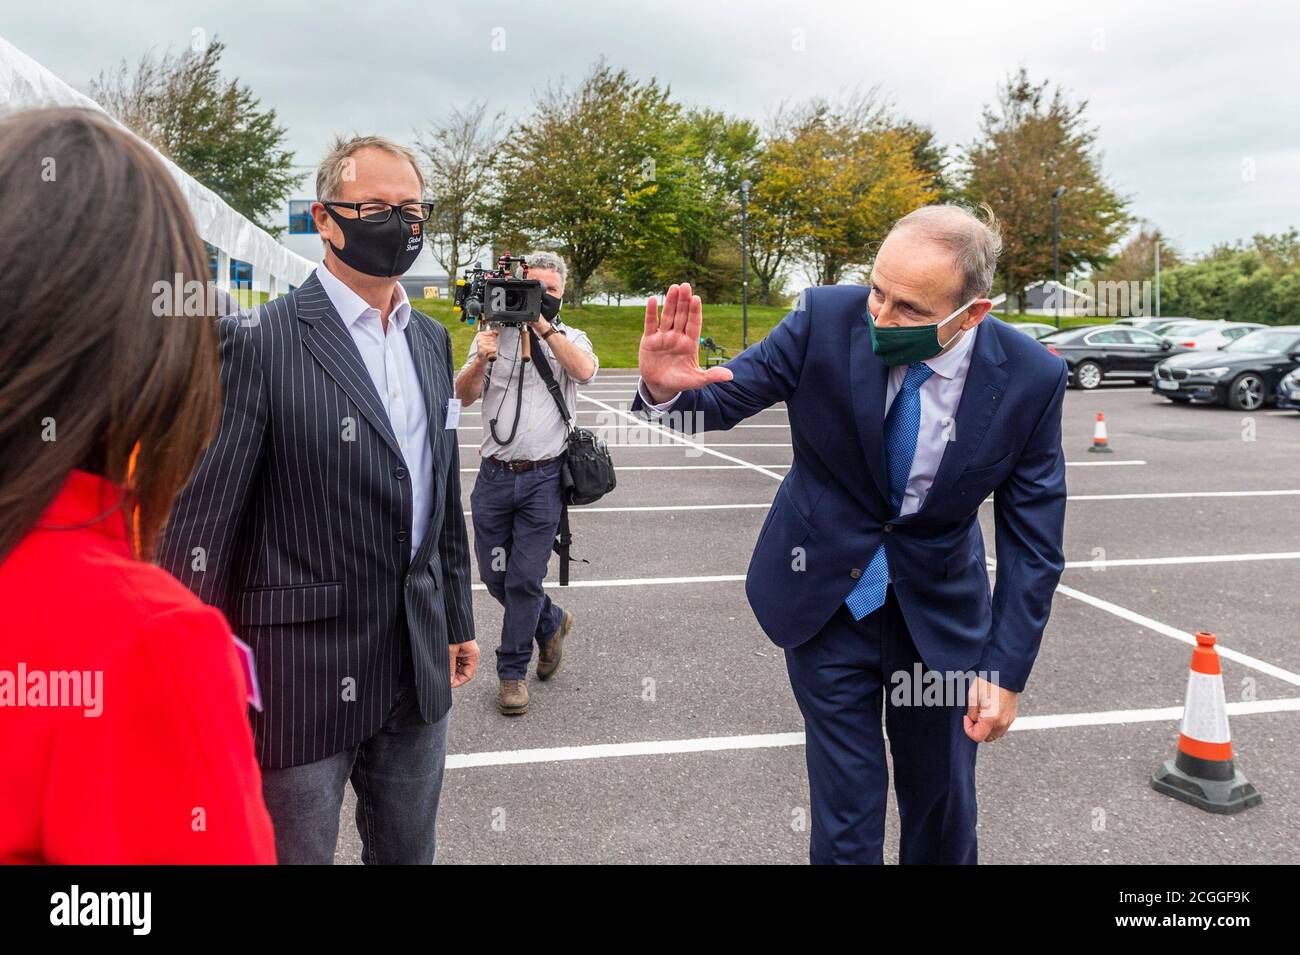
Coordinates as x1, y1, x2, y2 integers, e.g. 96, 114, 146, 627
322, 201, 435, 224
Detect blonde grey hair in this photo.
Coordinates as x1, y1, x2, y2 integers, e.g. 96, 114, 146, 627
887, 203, 1003, 305
315, 134, 424, 201
524, 250, 567, 287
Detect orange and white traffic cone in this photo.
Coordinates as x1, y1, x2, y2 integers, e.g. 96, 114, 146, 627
1087, 412, 1113, 453
1152, 632, 1262, 814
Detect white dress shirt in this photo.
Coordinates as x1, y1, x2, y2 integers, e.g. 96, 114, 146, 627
316, 264, 432, 555
460, 322, 599, 461
636, 322, 980, 517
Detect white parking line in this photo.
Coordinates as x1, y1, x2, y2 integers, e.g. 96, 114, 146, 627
577, 393, 788, 482
457, 444, 790, 452
471, 574, 746, 590
461, 490, 1300, 510
460, 464, 793, 472
464, 502, 771, 516
518, 561, 1300, 687
458, 423, 790, 431
1054, 581, 1300, 687
1065, 459, 1146, 467
1065, 489, 1300, 501
1064, 551, 1300, 569
444, 697, 1300, 770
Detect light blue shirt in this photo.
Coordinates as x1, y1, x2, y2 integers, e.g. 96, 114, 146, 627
316, 264, 431, 556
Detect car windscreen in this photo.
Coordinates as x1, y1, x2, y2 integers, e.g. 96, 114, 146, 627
1039, 330, 1085, 344
1223, 330, 1300, 354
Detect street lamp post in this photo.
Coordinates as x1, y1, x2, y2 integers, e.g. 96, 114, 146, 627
1154, 236, 1162, 318
1051, 186, 1066, 329
741, 179, 751, 350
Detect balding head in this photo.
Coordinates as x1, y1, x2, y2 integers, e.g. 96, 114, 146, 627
884, 204, 1003, 307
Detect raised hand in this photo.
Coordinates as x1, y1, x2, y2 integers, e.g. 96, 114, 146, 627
639, 283, 734, 404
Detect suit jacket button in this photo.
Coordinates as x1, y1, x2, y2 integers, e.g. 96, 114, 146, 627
884, 523, 894, 533
395, 530, 408, 543
850, 567, 862, 579
394, 466, 407, 480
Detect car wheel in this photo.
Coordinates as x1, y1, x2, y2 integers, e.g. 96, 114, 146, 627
1227, 373, 1265, 411
1074, 361, 1103, 390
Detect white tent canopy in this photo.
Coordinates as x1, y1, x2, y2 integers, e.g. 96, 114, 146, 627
0, 34, 313, 293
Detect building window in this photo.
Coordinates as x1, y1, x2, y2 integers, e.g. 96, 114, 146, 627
205, 245, 253, 289
289, 200, 317, 235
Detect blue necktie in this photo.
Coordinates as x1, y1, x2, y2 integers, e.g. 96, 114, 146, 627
844, 362, 934, 620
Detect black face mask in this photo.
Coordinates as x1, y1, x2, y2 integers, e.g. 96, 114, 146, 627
540, 292, 562, 321
324, 207, 423, 277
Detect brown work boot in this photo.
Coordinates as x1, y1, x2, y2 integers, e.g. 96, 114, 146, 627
536, 610, 574, 682
497, 679, 529, 716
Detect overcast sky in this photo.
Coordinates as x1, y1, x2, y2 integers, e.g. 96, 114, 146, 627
5, 0, 1298, 257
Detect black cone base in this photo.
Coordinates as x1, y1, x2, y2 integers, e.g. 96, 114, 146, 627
1152, 759, 1262, 814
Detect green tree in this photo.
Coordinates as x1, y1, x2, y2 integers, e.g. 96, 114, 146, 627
1161, 229, 1300, 325
417, 100, 502, 294
898, 120, 957, 203
92, 39, 297, 234
489, 61, 675, 305
1091, 224, 1181, 286
779, 93, 938, 286
614, 109, 761, 302
962, 68, 1131, 307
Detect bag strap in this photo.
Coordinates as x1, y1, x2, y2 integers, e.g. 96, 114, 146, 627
526, 325, 572, 429
554, 503, 571, 585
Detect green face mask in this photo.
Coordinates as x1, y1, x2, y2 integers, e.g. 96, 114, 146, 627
867, 296, 979, 366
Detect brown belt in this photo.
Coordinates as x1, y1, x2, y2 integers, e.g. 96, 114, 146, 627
485, 454, 561, 473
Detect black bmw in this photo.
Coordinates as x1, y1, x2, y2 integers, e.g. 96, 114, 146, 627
1152, 326, 1300, 410
1277, 367, 1300, 411
1041, 325, 1187, 389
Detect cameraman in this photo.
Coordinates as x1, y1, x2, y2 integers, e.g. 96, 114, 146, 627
455, 251, 598, 716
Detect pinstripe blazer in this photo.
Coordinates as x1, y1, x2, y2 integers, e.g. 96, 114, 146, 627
158, 272, 475, 769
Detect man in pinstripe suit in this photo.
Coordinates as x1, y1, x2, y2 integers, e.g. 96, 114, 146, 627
160, 136, 479, 864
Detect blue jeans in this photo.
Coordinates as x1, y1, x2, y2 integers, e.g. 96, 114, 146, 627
470, 457, 566, 680
259, 654, 449, 865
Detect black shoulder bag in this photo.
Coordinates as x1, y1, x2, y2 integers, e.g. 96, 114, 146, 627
527, 326, 617, 584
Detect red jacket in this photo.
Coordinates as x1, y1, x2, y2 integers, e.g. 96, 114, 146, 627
0, 470, 275, 863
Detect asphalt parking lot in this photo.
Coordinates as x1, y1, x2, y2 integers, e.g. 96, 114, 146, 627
337, 373, 1300, 864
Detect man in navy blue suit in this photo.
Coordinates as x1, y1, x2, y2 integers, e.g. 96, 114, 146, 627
634, 204, 1068, 864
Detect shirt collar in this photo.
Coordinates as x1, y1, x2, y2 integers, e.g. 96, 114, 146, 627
315, 263, 411, 332
924, 319, 979, 380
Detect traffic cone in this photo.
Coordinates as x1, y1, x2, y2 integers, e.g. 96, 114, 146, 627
1151, 632, 1262, 814
1087, 412, 1113, 453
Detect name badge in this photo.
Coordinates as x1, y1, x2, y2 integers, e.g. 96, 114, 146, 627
445, 397, 462, 430
232, 635, 263, 712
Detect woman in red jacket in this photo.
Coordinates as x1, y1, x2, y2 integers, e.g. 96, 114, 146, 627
0, 108, 275, 863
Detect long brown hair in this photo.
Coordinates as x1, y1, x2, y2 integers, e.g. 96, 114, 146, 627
0, 108, 220, 562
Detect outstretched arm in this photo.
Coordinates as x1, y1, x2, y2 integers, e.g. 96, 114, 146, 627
634, 282, 812, 432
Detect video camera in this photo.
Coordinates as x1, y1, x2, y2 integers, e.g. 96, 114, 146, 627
452, 253, 542, 327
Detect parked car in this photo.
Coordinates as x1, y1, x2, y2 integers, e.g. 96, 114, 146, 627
1165, 322, 1266, 350
1152, 326, 1300, 410
1275, 367, 1300, 411
1116, 316, 1193, 330
1010, 321, 1059, 340
1041, 325, 1185, 389
1150, 319, 1220, 338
